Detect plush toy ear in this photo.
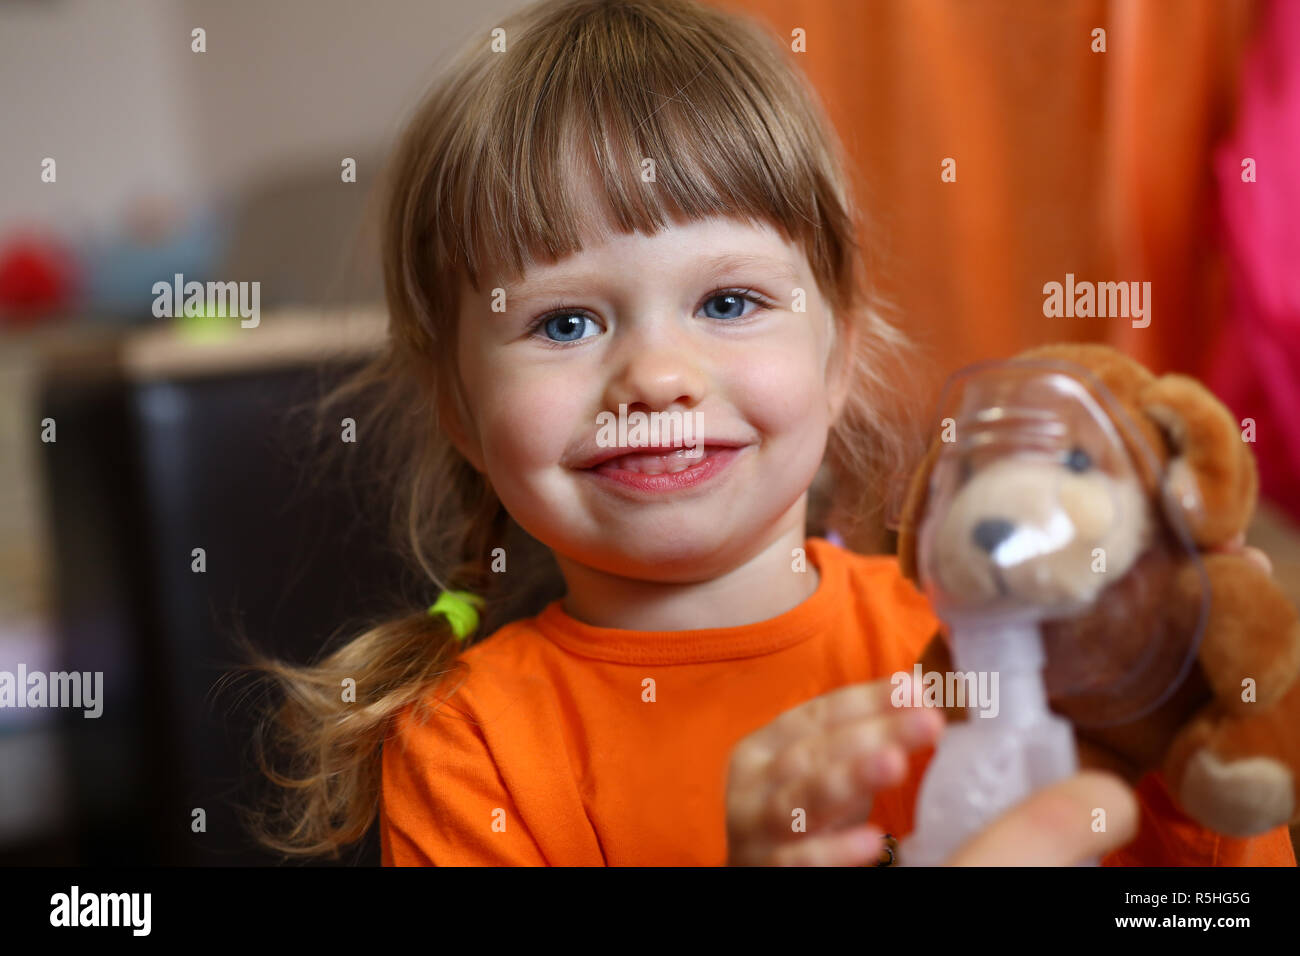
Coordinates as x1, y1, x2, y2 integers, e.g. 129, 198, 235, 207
895, 438, 943, 583
1138, 373, 1258, 548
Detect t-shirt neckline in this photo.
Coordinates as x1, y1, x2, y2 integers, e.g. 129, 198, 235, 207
533, 537, 840, 665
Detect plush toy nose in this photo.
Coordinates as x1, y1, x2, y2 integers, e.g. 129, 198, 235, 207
972, 518, 1016, 553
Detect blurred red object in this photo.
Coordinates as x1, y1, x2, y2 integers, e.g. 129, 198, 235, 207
0, 232, 79, 326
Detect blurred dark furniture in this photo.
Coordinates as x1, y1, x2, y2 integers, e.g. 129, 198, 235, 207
33, 312, 401, 865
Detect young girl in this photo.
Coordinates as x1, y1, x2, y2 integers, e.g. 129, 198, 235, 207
247, 0, 1296, 866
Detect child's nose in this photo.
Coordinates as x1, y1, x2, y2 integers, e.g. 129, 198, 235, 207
601, 339, 708, 416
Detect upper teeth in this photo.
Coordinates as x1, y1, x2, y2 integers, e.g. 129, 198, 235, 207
602, 448, 708, 474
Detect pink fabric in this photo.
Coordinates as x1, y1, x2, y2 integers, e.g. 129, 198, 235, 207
1210, 0, 1300, 525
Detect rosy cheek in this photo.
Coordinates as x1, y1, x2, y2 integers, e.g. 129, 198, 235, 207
727, 343, 827, 434
475, 380, 580, 477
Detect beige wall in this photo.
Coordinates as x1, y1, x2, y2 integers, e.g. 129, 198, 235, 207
0, 0, 524, 234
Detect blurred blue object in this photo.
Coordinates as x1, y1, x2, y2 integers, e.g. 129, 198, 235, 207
75, 201, 232, 324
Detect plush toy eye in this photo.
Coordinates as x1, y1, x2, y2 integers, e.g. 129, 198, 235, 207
1064, 446, 1092, 472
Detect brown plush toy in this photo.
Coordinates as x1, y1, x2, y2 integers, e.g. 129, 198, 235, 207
895, 342, 1300, 837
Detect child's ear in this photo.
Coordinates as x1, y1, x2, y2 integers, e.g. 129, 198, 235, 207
1138, 373, 1258, 547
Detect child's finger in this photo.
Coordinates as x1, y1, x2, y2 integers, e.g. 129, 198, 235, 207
767, 822, 888, 867
747, 679, 910, 756
1206, 534, 1273, 576
748, 709, 941, 836
941, 770, 1139, 866
757, 743, 907, 837
1240, 545, 1273, 576
727, 679, 941, 841
732, 744, 899, 844
769, 705, 944, 783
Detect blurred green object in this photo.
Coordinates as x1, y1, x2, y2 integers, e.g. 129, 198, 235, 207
175, 303, 240, 342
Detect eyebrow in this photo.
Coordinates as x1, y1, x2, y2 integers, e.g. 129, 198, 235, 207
503, 252, 802, 303
698, 253, 801, 284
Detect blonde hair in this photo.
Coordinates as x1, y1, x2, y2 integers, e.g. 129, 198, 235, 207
241, 0, 924, 858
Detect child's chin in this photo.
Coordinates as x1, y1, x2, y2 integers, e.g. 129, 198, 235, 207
594, 535, 740, 576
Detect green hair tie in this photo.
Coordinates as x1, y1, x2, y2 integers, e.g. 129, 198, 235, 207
427, 589, 485, 641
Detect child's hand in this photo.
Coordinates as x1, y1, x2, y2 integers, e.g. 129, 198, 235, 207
725, 677, 943, 866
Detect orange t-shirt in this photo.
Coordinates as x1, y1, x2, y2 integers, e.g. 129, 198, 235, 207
379, 536, 1296, 866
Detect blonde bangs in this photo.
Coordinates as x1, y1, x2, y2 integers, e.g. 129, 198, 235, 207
422, 0, 859, 309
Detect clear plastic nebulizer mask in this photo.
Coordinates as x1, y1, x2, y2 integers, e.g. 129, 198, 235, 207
898, 358, 1208, 866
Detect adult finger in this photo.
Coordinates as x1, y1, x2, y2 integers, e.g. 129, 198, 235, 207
942, 770, 1139, 866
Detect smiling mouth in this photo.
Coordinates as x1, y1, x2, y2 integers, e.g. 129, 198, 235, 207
586, 446, 720, 475
577, 444, 746, 494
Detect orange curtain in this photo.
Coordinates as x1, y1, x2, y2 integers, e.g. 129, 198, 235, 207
714, 0, 1259, 384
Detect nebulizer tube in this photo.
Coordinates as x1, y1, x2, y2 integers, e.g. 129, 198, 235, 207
899, 614, 1090, 866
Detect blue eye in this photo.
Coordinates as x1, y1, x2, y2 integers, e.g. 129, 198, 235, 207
701, 290, 760, 320
1064, 446, 1092, 472
536, 312, 599, 344
526, 287, 768, 348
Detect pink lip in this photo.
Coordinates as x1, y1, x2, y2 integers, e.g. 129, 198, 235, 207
575, 440, 747, 470
578, 445, 745, 494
